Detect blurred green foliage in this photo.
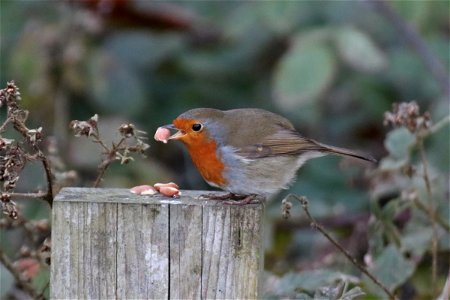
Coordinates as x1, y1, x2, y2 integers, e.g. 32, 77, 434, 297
0, 1, 448, 299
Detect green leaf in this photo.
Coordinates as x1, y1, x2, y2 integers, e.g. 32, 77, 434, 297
384, 127, 415, 159
0, 265, 14, 299
32, 268, 50, 298
401, 227, 433, 258
335, 27, 387, 73
273, 36, 336, 112
277, 270, 359, 293
255, 2, 303, 34
341, 286, 365, 300
364, 245, 415, 297
379, 157, 409, 170
381, 198, 410, 220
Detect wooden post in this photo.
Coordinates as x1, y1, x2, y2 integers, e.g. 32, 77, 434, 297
50, 188, 264, 299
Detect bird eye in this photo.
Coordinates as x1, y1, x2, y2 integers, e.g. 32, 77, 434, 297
192, 123, 203, 132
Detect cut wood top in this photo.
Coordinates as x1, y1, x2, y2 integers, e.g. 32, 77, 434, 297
55, 187, 264, 207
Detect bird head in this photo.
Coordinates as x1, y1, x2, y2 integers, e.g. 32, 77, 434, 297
159, 108, 225, 147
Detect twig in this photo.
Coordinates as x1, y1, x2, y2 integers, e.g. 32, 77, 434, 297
90, 132, 110, 153
0, 247, 38, 299
0, 116, 12, 133
11, 116, 54, 206
36, 152, 54, 206
285, 194, 398, 300
417, 139, 438, 292
412, 197, 449, 232
426, 115, 450, 137
93, 158, 112, 188
369, 0, 450, 96
92, 137, 126, 187
9, 191, 48, 200
418, 141, 432, 195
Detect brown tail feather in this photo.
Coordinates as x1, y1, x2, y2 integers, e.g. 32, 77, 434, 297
317, 142, 377, 163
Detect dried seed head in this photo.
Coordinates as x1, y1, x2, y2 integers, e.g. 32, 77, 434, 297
0, 81, 21, 111
4, 176, 19, 190
87, 114, 98, 128
119, 123, 135, 137
0, 138, 13, 151
2, 199, 18, 219
384, 101, 431, 133
281, 198, 292, 219
70, 120, 95, 137
136, 140, 150, 153
1, 193, 10, 202
27, 127, 43, 145
41, 238, 51, 253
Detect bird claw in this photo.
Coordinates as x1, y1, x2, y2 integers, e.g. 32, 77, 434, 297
200, 193, 260, 205
200, 193, 236, 200
224, 195, 260, 206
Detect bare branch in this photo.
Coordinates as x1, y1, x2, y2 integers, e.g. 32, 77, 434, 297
417, 139, 438, 291
285, 194, 398, 300
9, 192, 48, 200
412, 197, 449, 232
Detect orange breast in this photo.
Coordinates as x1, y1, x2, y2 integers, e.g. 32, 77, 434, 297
184, 139, 227, 187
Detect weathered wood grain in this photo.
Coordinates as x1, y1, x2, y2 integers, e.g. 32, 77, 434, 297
51, 201, 117, 299
169, 204, 202, 299
50, 188, 264, 299
202, 205, 263, 299
116, 203, 169, 299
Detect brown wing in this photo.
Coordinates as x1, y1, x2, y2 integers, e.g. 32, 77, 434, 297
236, 130, 325, 158
237, 129, 376, 162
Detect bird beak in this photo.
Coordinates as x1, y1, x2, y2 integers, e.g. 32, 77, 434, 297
162, 124, 185, 140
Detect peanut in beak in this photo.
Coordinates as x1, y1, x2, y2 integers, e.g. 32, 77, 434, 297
154, 125, 185, 143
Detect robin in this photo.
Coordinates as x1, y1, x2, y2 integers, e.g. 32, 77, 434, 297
154, 108, 376, 204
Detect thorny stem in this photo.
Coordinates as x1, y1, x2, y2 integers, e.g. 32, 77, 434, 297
285, 194, 398, 300
36, 152, 54, 206
418, 138, 438, 292
11, 116, 54, 206
90, 132, 110, 153
418, 140, 432, 195
0, 248, 38, 299
0, 116, 13, 133
93, 160, 110, 188
92, 137, 126, 187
